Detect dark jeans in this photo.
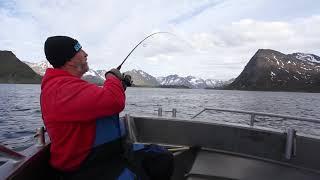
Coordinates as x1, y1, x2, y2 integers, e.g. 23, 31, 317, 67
57, 140, 173, 180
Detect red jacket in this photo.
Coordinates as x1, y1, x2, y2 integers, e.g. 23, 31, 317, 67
40, 68, 125, 171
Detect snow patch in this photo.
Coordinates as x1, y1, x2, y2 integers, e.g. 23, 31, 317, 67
266, 57, 271, 62
270, 71, 276, 81
300, 67, 312, 71
274, 55, 280, 65
295, 53, 320, 63
84, 69, 97, 76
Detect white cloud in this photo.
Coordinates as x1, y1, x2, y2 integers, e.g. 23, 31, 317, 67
0, 0, 320, 80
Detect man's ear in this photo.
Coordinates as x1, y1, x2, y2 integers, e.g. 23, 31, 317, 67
66, 58, 75, 66
64, 59, 76, 68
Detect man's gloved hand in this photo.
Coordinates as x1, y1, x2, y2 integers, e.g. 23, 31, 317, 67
105, 68, 123, 80
123, 74, 133, 87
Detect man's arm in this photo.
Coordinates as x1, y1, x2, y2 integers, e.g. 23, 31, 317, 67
45, 76, 125, 122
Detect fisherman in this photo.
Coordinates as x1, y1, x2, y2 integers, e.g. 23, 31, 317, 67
41, 36, 173, 179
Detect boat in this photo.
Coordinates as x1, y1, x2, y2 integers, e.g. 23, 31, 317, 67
1, 107, 320, 180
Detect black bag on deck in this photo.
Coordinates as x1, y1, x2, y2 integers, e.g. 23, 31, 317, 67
131, 144, 174, 180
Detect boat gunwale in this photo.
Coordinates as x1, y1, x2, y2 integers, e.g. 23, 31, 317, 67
0, 137, 50, 180
129, 115, 320, 140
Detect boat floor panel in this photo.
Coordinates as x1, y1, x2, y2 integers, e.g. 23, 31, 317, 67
187, 150, 320, 180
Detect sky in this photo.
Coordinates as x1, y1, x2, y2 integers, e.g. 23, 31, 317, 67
0, 0, 320, 80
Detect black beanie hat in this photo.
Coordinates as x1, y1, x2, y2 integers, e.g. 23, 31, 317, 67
44, 36, 82, 68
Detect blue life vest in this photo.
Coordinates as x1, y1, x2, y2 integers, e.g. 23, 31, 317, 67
93, 115, 137, 179
94, 114, 126, 147
92, 115, 173, 180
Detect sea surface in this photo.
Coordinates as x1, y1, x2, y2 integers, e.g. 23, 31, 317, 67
1, 84, 320, 151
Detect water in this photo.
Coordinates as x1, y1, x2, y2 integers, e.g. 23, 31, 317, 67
1, 84, 320, 151
0, 84, 42, 151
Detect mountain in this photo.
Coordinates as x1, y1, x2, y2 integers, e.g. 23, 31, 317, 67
227, 49, 320, 92
85, 69, 161, 86
24, 61, 229, 88
0, 51, 41, 84
82, 69, 105, 85
24, 60, 106, 85
23, 61, 52, 76
96, 69, 226, 88
157, 75, 191, 88
157, 75, 225, 88
96, 70, 107, 80
124, 69, 160, 87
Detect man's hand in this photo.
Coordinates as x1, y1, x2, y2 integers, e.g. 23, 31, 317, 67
123, 74, 133, 87
105, 68, 123, 80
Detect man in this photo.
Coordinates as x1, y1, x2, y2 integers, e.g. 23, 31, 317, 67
41, 36, 134, 179
41, 36, 173, 180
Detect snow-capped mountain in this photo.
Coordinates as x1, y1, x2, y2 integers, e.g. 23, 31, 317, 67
21, 49, 320, 92
24, 61, 229, 88
82, 69, 104, 85
124, 69, 159, 86
157, 75, 226, 88
24, 60, 105, 84
292, 52, 320, 63
228, 49, 320, 92
23, 61, 52, 76
96, 70, 107, 80
157, 75, 192, 87
205, 79, 225, 88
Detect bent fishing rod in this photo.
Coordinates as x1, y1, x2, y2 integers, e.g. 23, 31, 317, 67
117, 32, 174, 70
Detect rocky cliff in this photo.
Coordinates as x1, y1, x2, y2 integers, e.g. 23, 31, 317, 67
0, 51, 41, 84
227, 49, 320, 92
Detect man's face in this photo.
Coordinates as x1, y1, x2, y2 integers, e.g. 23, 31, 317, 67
69, 49, 89, 76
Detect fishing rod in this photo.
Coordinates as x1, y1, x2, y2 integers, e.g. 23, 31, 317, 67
117, 32, 175, 70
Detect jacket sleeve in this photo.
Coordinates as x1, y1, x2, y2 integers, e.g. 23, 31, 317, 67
51, 76, 125, 122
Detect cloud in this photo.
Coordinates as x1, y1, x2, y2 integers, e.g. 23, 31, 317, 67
134, 16, 320, 79
169, 0, 226, 24
0, 0, 320, 80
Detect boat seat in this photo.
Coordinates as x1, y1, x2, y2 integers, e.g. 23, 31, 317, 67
185, 150, 320, 180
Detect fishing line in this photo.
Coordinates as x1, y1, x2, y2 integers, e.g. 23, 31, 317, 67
117, 32, 191, 70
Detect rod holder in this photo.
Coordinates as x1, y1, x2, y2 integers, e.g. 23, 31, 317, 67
157, 108, 163, 116
250, 114, 255, 126
285, 128, 296, 160
155, 108, 177, 117
35, 127, 45, 146
125, 114, 137, 142
172, 108, 177, 117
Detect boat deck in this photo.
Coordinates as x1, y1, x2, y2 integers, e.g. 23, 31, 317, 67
181, 149, 320, 180
2, 113, 320, 179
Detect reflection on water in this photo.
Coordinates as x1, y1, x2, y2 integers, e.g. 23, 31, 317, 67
1, 84, 320, 151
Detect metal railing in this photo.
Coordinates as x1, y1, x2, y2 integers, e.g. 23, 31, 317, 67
191, 108, 320, 126
190, 108, 320, 160
154, 108, 177, 117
